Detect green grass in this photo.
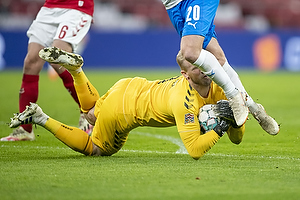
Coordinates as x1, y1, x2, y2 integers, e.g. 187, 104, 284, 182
0, 69, 300, 200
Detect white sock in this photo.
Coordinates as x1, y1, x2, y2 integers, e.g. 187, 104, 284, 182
33, 110, 49, 126
222, 61, 258, 113
193, 50, 237, 98
75, 68, 83, 74
67, 67, 82, 75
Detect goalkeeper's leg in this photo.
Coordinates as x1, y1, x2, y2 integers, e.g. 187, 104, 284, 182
39, 47, 100, 113
9, 103, 101, 156
71, 70, 100, 113
44, 117, 100, 156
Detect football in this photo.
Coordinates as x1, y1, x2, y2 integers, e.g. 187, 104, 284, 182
198, 104, 219, 133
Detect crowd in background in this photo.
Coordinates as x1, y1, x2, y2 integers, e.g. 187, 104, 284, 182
0, 0, 300, 31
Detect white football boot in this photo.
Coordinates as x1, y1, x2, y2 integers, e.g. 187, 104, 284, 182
39, 47, 83, 71
228, 90, 249, 126
9, 103, 49, 128
1, 127, 35, 141
250, 103, 280, 135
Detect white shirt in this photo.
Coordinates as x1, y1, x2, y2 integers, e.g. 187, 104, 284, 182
161, 0, 183, 10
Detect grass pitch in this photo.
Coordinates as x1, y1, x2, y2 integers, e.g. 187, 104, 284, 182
0, 69, 299, 200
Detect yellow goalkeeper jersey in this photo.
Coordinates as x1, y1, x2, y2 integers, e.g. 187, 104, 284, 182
92, 76, 243, 157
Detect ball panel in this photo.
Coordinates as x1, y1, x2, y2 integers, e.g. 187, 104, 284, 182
198, 104, 219, 133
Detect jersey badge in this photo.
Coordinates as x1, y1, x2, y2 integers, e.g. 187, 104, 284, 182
184, 113, 195, 124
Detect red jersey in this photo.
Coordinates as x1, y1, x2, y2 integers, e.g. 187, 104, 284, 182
43, 0, 94, 16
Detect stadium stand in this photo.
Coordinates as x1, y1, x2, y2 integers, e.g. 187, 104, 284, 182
0, 0, 300, 29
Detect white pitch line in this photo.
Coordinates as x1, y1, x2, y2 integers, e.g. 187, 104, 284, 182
0, 144, 69, 150
0, 144, 299, 161
206, 153, 300, 161
120, 149, 175, 154
1, 131, 299, 161
131, 131, 188, 154
0, 121, 9, 125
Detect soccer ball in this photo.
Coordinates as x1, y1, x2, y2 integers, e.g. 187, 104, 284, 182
198, 104, 219, 133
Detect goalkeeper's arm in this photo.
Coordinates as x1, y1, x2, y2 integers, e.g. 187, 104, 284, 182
214, 100, 242, 128
214, 100, 245, 144
180, 118, 231, 160
227, 124, 245, 144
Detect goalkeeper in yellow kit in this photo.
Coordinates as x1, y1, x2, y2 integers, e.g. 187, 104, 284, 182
8, 47, 247, 160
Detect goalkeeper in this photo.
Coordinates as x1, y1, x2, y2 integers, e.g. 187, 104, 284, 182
8, 47, 278, 160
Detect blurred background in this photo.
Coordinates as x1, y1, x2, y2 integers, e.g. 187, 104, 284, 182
0, 0, 300, 71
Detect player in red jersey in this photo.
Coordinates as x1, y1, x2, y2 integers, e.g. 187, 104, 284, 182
1, 0, 94, 141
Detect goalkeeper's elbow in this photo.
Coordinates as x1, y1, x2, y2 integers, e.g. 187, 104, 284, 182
190, 153, 203, 160
188, 148, 212, 160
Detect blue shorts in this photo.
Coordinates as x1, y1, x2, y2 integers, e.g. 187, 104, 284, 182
167, 0, 219, 49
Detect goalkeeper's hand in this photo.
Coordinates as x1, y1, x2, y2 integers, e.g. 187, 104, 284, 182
213, 117, 230, 137
214, 100, 240, 128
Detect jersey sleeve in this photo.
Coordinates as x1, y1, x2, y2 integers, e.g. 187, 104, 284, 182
171, 96, 221, 160
227, 125, 245, 144
170, 83, 221, 159
180, 129, 220, 160
170, 83, 201, 134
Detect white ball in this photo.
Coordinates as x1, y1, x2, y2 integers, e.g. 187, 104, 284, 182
198, 104, 218, 133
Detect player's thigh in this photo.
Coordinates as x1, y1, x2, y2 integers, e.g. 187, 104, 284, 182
27, 20, 56, 48
180, 35, 204, 62
91, 115, 128, 156
52, 40, 73, 52
27, 8, 59, 47
205, 37, 226, 66
23, 43, 46, 75
91, 98, 128, 156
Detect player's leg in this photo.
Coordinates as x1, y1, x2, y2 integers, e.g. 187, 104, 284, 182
73, 70, 100, 113
49, 40, 93, 134
205, 38, 251, 96
1, 7, 51, 141
180, 35, 248, 126
45, 117, 97, 155
0, 42, 45, 141
47, 35, 89, 81
8, 103, 101, 156
179, 0, 236, 98
50, 41, 82, 111
52, 9, 93, 133
181, 35, 239, 98
21, 42, 45, 132
39, 47, 100, 113
47, 62, 91, 132
90, 94, 130, 156
51, 40, 80, 105
222, 62, 279, 135
206, 38, 279, 135
168, 0, 248, 126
